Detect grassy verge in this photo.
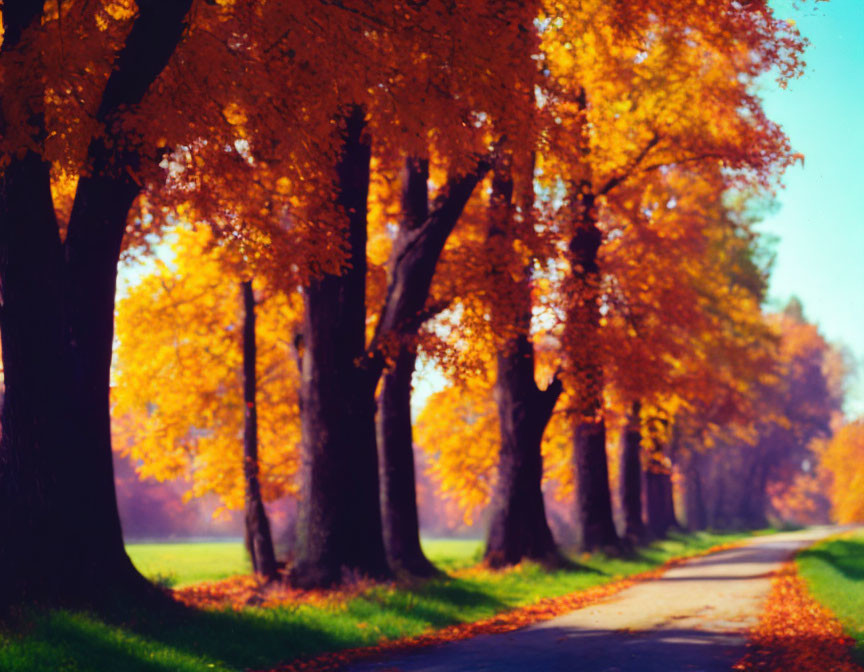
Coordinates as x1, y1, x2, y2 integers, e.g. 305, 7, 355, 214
2, 530, 755, 672
125, 539, 485, 588
797, 530, 864, 660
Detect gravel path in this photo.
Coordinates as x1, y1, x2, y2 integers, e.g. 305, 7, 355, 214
346, 527, 835, 672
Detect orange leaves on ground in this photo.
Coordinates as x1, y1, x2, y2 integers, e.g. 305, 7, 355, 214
235, 542, 741, 672
734, 562, 861, 672
175, 575, 380, 612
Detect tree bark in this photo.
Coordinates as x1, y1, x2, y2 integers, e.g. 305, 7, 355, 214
683, 450, 707, 531
0, 0, 64, 609
0, 0, 194, 606
291, 106, 390, 588
574, 418, 620, 550
242, 280, 278, 580
485, 334, 562, 566
483, 155, 562, 567
568, 193, 620, 552
377, 347, 438, 576
375, 158, 436, 577
645, 446, 678, 538
373, 156, 489, 577
0, 152, 67, 606
619, 402, 647, 544
645, 467, 666, 538
56, 0, 195, 602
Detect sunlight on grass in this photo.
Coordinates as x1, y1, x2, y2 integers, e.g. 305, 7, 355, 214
127, 541, 251, 587
0, 530, 755, 672
126, 538, 485, 587
797, 530, 864, 659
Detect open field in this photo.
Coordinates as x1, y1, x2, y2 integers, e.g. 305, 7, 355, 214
125, 538, 484, 587
797, 530, 864, 659
2, 531, 750, 672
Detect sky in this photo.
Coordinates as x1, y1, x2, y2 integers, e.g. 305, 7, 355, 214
760, 0, 864, 414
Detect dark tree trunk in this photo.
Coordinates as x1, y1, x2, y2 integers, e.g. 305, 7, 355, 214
61, 168, 150, 598
0, 0, 64, 610
55, 0, 195, 602
0, 0, 194, 606
241, 281, 278, 580
683, 451, 707, 531
483, 155, 562, 567
373, 156, 489, 577
485, 334, 562, 566
291, 106, 390, 588
619, 402, 647, 544
377, 347, 438, 576
568, 194, 620, 552
645, 468, 666, 538
661, 472, 678, 530
375, 158, 436, 578
645, 451, 678, 538
736, 459, 769, 529
0, 152, 67, 606
574, 418, 619, 550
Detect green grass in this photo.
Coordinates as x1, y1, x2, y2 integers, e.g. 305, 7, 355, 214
797, 530, 864, 659
127, 541, 252, 587
1, 530, 757, 672
125, 538, 485, 587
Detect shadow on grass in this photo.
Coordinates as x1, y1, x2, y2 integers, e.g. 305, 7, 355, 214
798, 539, 864, 583
4, 575, 517, 672
6, 600, 348, 672
2, 532, 753, 672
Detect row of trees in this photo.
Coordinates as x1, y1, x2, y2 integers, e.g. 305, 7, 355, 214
0, 0, 829, 606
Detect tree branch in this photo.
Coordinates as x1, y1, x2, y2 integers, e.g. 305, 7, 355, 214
598, 132, 661, 196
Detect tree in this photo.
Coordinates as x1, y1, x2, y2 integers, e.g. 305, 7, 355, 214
0, 0, 196, 605
482, 154, 563, 567
113, 224, 300, 580
534, 0, 803, 550
821, 420, 864, 524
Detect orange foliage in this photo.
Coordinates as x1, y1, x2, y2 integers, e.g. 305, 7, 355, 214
113, 225, 301, 512
822, 420, 864, 524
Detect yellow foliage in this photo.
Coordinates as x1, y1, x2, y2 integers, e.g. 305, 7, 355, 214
822, 420, 864, 524
112, 225, 301, 512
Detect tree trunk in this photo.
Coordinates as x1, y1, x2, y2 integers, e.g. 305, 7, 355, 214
291, 106, 390, 588
377, 347, 438, 576
574, 418, 620, 550
619, 402, 647, 544
0, 152, 67, 606
683, 451, 707, 531
61, 164, 153, 599
645, 468, 665, 537
0, 0, 194, 606
375, 158, 436, 578
645, 449, 678, 538
661, 472, 679, 530
242, 280, 278, 580
568, 194, 620, 552
736, 458, 769, 529
485, 334, 562, 566
373, 156, 488, 577
483, 155, 562, 567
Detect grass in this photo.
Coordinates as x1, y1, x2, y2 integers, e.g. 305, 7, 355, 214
1, 530, 756, 672
126, 541, 252, 587
125, 538, 485, 587
797, 530, 864, 660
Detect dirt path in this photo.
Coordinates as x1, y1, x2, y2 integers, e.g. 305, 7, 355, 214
346, 527, 836, 672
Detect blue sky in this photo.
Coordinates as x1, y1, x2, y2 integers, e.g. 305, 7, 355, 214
760, 0, 864, 414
